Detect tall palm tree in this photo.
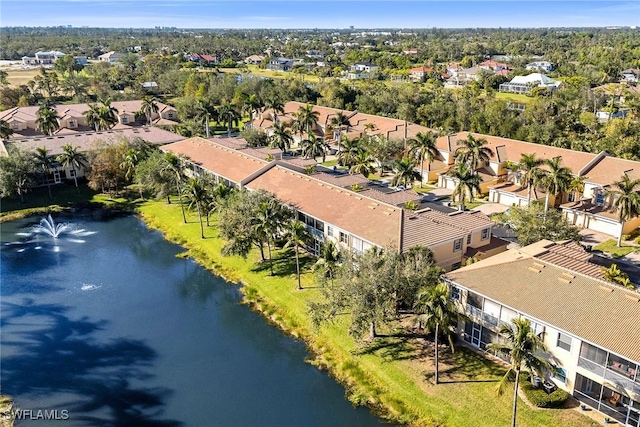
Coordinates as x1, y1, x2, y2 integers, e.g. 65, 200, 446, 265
195, 99, 218, 138
329, 111, 351, 151
487, 318, 552, 427
264, 98, 285, 122
56, 144, 87, 192
163, 152, 188, 223
414, 283, 459, 385
349, 150, 376, 176
253, 198, 285, 276
607, 173, 640, 247
33, 146, 55, 200
0, 119, 13, 140
454, 134, 494, 176
391, 157, 421, 189
242, 93, 263, 120
140, 95, 159, 126
217, 103, 242, 137
448, 162, 481, 211
268, 122, 293, 154
408, 131, 439, 188
516, 153, 544, 205
314, 240, 341, 286
337, 137, 361, 168
84, 103, 102, 131
293, 103, 319, 136
537, 157, 573, 215
35, 103, 60, 136
568, 176, 585, 203
184, 177, 208, 238
284, 219, 311, 290
300, 132, 329, 162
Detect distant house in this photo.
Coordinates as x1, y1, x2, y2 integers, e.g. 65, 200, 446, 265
98, 51, 125, 63
74, 56, 88, 66
479, 60, 509, 72
446, 66, 483, 86
526, 61, 554, 72
499, 73, 561, 94
142, 81, 159, 94
620, 69, 640, 83
200, 54, 217, 64
266, 57, 294, 72
305, 50, 325, 59
402, 48, 421, 56
21, 51, 66, 66
346, 62, 379, 80
244, 54, 265, 65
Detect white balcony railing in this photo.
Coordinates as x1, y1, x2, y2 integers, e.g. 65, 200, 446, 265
465, 305, 499, 327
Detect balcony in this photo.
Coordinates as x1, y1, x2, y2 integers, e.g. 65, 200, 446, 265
465, 305, 499, 327
578, 357, 640, 397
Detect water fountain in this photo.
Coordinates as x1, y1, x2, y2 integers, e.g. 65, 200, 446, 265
35, 215, 70, 238
5, 215, 96, 253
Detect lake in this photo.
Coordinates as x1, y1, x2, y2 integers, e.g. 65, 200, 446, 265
0, 215, 385, 426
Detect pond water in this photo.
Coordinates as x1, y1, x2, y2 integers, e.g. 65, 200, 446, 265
1, 215, 385, 426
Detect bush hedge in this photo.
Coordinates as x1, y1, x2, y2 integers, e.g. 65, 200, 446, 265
520, 373, 570, 408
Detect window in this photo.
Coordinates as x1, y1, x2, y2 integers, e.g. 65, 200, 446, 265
121, 116, 128, 124
452, 262, 461, 270
567, 192, 576, 202
553, 365, 567, 383
580, 342, 607, 366
481, 228, 490, 240
68, 169, 76, 178
315, 219, 324, 232
450, 285, 460, 301
466, 234, 471, 245
453, 238, 462, 252
595, 191, 605, 205
68, 120, 76, 128
167, 112, 174, 119
557, 332, 572, 351
339, 232, 348, 244
327, 226, 334, 237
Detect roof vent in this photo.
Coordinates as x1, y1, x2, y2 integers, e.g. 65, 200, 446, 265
599, 285, 613, 293
528, 266, 542, 273
624, 294, 640, 302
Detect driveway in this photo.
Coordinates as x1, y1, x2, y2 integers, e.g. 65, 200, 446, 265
471, 202, 510, 216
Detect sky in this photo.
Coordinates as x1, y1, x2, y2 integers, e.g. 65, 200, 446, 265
1, 0, 639, 29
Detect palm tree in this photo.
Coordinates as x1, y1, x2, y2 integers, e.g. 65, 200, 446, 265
568, 176, 585, 203
293, 103, 319, 136
329, 111, 351, 151
448, 162, 481, 211
284, 219, 311, 290
56, 144, 87, 192
349, 150, 376, 176
0, 119, 13, 140
391, 157, 421, 189
537, 157, 573, 215
408, 131, 439, 187
487, 318, 552, 427
454, 134, 494, 176
140, 95, 159, 126
217, 103, 242, 137
268, 122, 293, 154
33, 146, 55, 200
195, 99, 218, 138
314, 240, 341, 286
242, 93, 263, 120
516, 153, 544, 205
414, 283, 459, 385
337, 137, 361, 168
84, 103, 102, 131
607, 173, 640, 247
300, 132, 329, 162
163, 152, 188, 223
35, 103, 60, 136
264, 98, 285, 122
184, 177, 208, 238
363, 122, 376, 135
254, 199, 285, 276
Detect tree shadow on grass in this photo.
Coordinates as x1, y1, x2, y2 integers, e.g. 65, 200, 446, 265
355, 332, 431, 362
1, 299, 181, 427
250, 247, 315, 278
436, 346, 505, 384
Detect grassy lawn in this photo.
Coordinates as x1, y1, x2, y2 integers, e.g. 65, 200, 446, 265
412, 184, 438, 194
593, 239, 639, 258
320, 159, 339, 167
137, 199, 597, 427
494, 92, 534, 104
218, 65, 321, 83
4, 68, 39, 86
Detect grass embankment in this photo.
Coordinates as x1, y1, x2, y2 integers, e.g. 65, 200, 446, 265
0, 185, 134, 222
594, 239, 639, 258
137, 199, 596, 427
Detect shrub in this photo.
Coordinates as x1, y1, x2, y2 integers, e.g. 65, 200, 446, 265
520, 373, 570, 408
622, 234, 631, 241
634, 235, 640, 245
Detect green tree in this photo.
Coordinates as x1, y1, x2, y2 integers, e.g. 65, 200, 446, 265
337, 136, 360, 168
496, 203, 580, 246
264, 97, 285, 122
515, 153, 543, 205
414, 283, 459, 385
0, 145, 37, 203
56, 144, 87, 192
293, 103, 320, 136
349, 149, 376, 176
487, 318, 552, 427
35, 103, 60, 136
217, 102, 242, 137
313, 240, 341, 286
140, 95, 159, 126
448, 162, 481, 211
537, 157, 573, 215
33, 146, 55, 200
329, 111, 351, 150
162, 152, 188, 223
607, 173, 640, 247
300, 132, 329, 162
408, 131, 438, 187
0, 119, 13, 139
184, 177, 209, 239
283, 219, 311, 290
253, 198, 288, 275
268, 122, 294, 154
391, 157, 421, 189
454, 134, 494, 176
